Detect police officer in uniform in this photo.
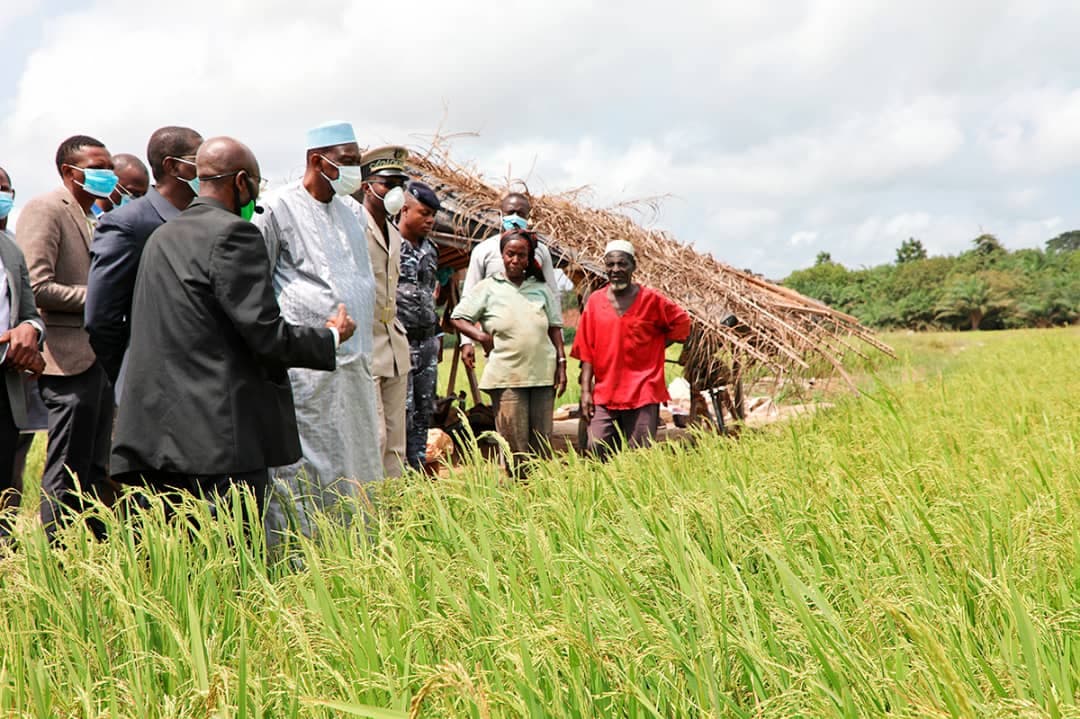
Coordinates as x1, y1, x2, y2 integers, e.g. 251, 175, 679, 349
397, 181, 442, 471
353, 146, 411, 477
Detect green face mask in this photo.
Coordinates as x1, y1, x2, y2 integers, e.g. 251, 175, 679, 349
236, 175, 257, 221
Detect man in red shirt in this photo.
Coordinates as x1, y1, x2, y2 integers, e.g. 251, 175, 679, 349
571, 240, 691, 459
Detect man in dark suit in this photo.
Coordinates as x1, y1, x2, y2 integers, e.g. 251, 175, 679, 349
111, 136, 356, 516
0, 166, 46, 520
86, 126, 203, 393
16, 135, 117, 540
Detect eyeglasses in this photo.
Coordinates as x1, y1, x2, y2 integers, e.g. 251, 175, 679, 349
167, 155, 197, 167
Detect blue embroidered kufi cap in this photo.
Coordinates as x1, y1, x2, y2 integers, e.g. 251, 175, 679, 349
305, 121, 357, 150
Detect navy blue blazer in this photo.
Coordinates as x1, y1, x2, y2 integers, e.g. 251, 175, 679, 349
85, 187, 180, 385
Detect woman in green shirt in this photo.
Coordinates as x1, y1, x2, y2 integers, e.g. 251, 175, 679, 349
451, 230, 567, 476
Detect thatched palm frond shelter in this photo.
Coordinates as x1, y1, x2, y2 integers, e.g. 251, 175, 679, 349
406, 144, 893, 412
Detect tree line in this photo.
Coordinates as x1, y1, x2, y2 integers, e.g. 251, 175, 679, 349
781, 231, 1080, 331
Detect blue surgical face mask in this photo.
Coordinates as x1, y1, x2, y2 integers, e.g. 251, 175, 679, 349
171, 157, 200, 194
115, 185, 133, 208
0, 191, 13, 219
69, 166, 119, 198
502, 213, 528, 231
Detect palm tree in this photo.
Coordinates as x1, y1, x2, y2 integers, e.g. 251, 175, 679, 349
934, 276, 1011, 330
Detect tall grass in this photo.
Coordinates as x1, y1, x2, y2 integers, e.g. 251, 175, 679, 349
0, 328, 1077, 717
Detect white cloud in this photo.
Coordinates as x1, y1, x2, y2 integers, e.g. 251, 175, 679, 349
708, 208, 782, 237
3, 0, 1080, 278
883, 212, 933, 237
1005, 188, 1041, 210
0, 0, 38, 33
983, 88, 1080, 173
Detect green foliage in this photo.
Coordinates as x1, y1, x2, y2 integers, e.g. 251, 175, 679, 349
934, 273, 1014, 330
814, 251, 833, 266
972, 232, 1006, 256
1046, 229, 1080, 254
895, 237, 927, 264
782, 261, 857, 310
1, 329, 1078, 717
783, 233, 1080, 331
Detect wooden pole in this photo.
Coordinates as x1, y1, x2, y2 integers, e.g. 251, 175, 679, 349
465, 361, 482, 406
447, 340, 461, 398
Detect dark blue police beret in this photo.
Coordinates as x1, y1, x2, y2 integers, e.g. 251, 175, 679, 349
406, 181, 441, 211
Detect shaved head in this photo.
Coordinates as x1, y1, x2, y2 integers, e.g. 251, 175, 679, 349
195, 136, 261, 214
113, 153, 146, 175
113, 153, 150, 196
147, 126, 203, 181
196, 136, 258, 178
500, 192, 531, 218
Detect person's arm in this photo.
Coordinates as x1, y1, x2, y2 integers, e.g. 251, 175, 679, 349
16, 200, 86, 312
450, 317, 493, 354
659, 293, 692, 345
14, 249, 45, 347
449, 283, 493, 354
458, 241, 489, 355
569, 298, 596, 417
537, 243, 562, 315
251, 204, 281, 269
547, 326, 567, 397
580, 361, 595, 422
85, 212, 139, 383
210, 221, 338, 371
541, 285, 566, 395
0, 247, 46, 374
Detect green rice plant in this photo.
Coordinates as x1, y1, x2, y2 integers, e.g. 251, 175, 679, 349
0, 328, 1076, 717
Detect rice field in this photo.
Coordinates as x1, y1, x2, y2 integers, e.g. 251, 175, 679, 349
1, 327, 1077, 718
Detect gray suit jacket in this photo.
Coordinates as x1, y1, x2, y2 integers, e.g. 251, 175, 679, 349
15, 187, 95, 376
0, 230, 46, 428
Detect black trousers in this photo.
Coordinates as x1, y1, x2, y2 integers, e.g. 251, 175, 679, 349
38, 363, 114, 540
115, 468, 268, 522
0, 385, 19, 533
116, 467, 268, 551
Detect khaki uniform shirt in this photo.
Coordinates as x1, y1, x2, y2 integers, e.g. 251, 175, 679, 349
362, 206, 410, 378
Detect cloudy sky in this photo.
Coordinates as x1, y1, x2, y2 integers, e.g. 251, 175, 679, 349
3, 1, 1079, 278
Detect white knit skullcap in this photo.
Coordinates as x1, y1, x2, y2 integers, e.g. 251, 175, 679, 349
604, 240, 635, 258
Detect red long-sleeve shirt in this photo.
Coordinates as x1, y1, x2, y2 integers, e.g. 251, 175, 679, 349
571, 285, 691, 410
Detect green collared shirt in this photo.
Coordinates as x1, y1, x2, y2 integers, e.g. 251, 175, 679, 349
452, 273, 562, 390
